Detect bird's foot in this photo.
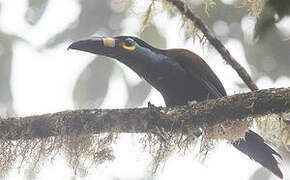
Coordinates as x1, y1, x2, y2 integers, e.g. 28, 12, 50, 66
148, 101, 162, 112
147, 101, 163, 119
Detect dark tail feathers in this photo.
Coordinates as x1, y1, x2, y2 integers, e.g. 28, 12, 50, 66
233, 130, 283, 179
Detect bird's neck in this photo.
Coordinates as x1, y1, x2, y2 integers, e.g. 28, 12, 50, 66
118, 47, 169, 78
118, 50, 194, 106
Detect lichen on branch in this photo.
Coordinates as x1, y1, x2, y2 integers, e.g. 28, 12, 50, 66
0, 87, 289, 179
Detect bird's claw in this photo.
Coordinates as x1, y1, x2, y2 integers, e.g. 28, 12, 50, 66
148, 101, 161, 109
148, 101, 162, 113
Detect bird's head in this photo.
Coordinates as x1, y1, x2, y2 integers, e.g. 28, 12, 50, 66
68, 36, 163, 62
68, 36, 167, 78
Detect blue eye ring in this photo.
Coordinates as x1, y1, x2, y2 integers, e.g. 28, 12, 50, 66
124, 38, 135, 47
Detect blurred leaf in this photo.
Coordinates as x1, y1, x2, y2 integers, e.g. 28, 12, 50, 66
267, 0, 290, 18
71, 0, 132, 108
140, 24, 166, 48
244, 27, 290, 80
73, 57, 114, 108
254, 10, 275, 40
191, 0, 246, 37
45, 0, 132, 48
0, 33, 26, 44
0, 32, 21, 115
252, 1, 290, 79
187, 1, 290, 80
125, 81, 152, 108
110, 62, 152, 108
255, 0, 290, 39
249, 167, 271, 180
25, 0, 48, 25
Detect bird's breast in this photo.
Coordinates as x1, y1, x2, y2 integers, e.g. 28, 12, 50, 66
142, 58, 210, 106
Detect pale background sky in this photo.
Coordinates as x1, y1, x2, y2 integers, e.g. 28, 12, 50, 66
1, 0, 289, 179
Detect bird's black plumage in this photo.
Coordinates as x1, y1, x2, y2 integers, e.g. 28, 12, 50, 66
68, 36, 283, 178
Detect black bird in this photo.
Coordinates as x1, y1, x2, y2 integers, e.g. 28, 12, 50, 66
68, 36, 283, 178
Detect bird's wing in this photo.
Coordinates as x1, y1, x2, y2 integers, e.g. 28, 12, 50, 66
168, 49, 227, 98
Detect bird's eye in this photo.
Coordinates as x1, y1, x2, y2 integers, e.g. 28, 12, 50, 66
124, 38, 135, 46
122, 38, 136, 51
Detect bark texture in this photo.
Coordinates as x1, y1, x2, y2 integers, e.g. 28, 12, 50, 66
0, 87, 289, 140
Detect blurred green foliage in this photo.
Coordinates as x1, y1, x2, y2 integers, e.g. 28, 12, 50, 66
189, 0, 290, 83
253, 0, 290, 80
255, 0, 290, 39
25, 0, 48, 25
0, 32, 22, 115
249, 167, 271, 180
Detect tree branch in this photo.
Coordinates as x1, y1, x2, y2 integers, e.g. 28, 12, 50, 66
0, 87, 289, 140
164, 0, 258, 91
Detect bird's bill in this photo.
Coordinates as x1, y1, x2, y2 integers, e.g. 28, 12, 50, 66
68, 37, 119, 55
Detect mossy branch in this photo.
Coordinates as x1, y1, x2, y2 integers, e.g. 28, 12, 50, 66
163, 0, 259, 91
0, 87, 289, 141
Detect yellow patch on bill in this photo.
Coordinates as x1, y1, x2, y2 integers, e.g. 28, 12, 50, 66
103, 38, 115, 47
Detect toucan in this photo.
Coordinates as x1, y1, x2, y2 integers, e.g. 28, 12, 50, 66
68, 36, 283, 178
